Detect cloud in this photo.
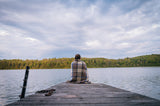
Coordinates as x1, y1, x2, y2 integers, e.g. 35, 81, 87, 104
0, 0, 160, 59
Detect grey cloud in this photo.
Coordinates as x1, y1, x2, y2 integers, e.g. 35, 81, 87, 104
0, 0, 160, 59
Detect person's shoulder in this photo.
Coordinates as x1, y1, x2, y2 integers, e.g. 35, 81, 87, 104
72, 61, 76, 64
81, 61, 86, 64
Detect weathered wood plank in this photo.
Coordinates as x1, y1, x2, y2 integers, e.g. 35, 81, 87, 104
7, 82, 160, 106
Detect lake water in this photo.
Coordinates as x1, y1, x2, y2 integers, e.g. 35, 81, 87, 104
0, 67, 160, 105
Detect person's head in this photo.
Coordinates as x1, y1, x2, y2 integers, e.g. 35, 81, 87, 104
75, 54, 81, 60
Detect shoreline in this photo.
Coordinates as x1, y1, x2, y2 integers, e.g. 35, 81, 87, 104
1, 66, 160, 70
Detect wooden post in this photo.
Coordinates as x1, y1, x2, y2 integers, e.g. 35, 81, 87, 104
20, 66, 30, 99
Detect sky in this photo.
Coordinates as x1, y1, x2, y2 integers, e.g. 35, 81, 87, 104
0, 0, 160, 59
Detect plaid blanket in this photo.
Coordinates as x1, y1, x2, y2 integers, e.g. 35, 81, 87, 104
71, 59, 89, 82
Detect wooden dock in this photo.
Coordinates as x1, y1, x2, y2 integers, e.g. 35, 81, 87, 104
7, 82, 160, 106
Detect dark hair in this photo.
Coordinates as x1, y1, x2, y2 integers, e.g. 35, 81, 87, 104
75, 54, 81, 59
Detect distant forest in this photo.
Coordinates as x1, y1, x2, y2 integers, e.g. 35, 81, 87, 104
0, 54, 160, 69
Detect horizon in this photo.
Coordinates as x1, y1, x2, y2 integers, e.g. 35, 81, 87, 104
0, 54, 159, 60
0, 0, 160, 59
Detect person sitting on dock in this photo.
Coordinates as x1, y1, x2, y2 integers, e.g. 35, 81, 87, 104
69, 54, 90, 84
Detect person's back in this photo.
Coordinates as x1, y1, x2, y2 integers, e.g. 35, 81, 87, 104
70, 54, 89, 83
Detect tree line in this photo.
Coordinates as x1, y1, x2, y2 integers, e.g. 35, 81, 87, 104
0, 54, 160, 69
